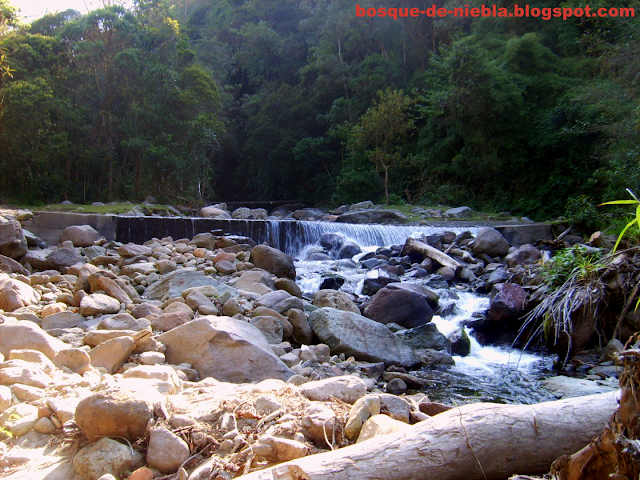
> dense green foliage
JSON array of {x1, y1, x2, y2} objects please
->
[{"x1": 0, "y1": 0, "x2": 639, "y2": 216}]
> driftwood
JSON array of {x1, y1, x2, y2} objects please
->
[
  {"x1": 551, "y1": 349, "x2": 640, "y2": 480},
  {"x1": 401, "y1": 237, "x2": 462, "y2": 271},
  {"x1": 237, "y1": 392, "x2": 619, "y2": 480}
]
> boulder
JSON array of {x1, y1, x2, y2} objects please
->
[
  {"x1": 339, "y1": 241, "x2": 362, "y2": 259},
  {"x1": 309, "y1": 308, "x2": 419, "y2": 367},
  {"x1": 301, "y1": 375, "x2": 367, "y2": 404},
  {"x1": 157, "y1": 316, "x2": 293, "y2": 383},
  {"x1": 363, "y1": 287, "x2": 434, "y2": 328},
  {"x1": 0, "y1": 321, "x2": 67, "y2": 359},
  {"x1": 75, "y1": 389, "x2": 154, "y2": 442},
  {"x1": 255, "y1": 290, "x2": 304, "y2": 314},
  {"x1": 89, "y1": 336, "x2": 135, "y2": 374},
  {"x1": 81, "y1": 293, "x2": 121, "y2": 316},
  {"x1": 443, "y1": 206, "x2": 473, "y2": 218},
  {"x1": 250, "y1": 245, "x2": 296, "y2": 279},
  {"x1": 350, "y1": 201, "x2": 375, "y2": 211},
  {"x1": 98, "y1": 313, "x2": 148, "y2": 331},
  {"x1": 506, "y1": 244, "x2": 542, "y2": 267},
  {"x1": 0, "y1": 278, "x2": 41, "y2": 311},
  {"x1": 0, "y1": 254, "x2": 28, "y2": 274},
  {"x1": 274, "y1": 277, "x2": 302, "y2": 298},
  {"x1": 200, "y1": 206, "x2": 232, "y2": 219},
  {"x1": 0, "y1": 403, "x2": 39, "y2": 437},
  {"x1": 118, "y1": 243, "x2": 152, "y2": 258},
  {"x1": 312, "y1": 289, "x2": 359, "y2": 313},
  {"x1": 396, "y1": 323, "x2": 450, "y2": 351},
  {"x1": 250, "y1": 316, "x2": 284, "y2": 344},
  {"x1": 234, "y1": 270, "x2": 275, "y2": 295},
  {"x1": 336, "y1": 209, "x2": 407, "y2": 225},
  {"x1": 42, "y1": 311, "x2": 84, "y2": 330},
  {"x1": 146, "y1": 427, "x2": 190, "y2": 473},
  {"x1": 287, "y1": 309, "x2": 314, "y2": 345},
  {"x1": 473, "y1": 228, "x2": 510, "y2": 257},
  {"x1": 302, "y1": 402, "x2": 340, "y2": 448},
  {"x1": 73, "y1": 437, "x2": 144, "y2": 480},
  {"x1": 386, "y1": 283, "x2": 439, "y2": 309},
  {"x1": 0, "y1": 360, "x2": 52, "y2": 388},
  {"x1": 356, "y1": 414, "x2": 409, "y2": 443},
  {"x1": 53, "y1": 348, "x2": 91, "y2": 374},
  {"x1": 60, "y1": 225, "x2": 100, "y2": 247},
  {"x1": 47, "y1": 247, "x2": 85, "y2": 270},
  {"x1": 487, "y1": 283, "x2": 528, "y2": 322},
  {"x1": 0, "y1": 220, "x2": 27, "y2": 259},
  {"x1": 143, "y1": 270, "x2": 237, "y2": 301}
]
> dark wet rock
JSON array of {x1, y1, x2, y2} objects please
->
[
  {"x1": 396, "y1": 323, "x2": 449, "y2": 351},
  {"x1": 488, "y1": 283, "x2": 527, "y2": 322},
  {"x1": 363, "y1": 287, "x2": 434, "y2": 329}
]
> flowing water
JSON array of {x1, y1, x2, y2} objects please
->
[{"x1": 292, "y1": 227, "x2": 556, "y2": 405}]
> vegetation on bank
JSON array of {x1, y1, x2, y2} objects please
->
[{"x1": 0, "y1": 0, "x2": 639, "y2": 221}]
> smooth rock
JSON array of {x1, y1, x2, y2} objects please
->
[
  {"x1": 301, "y1": 375, "x2": 367, "y2": 404},
  {"x1": 309, "y1": 308, "x2": 419, "y2": 367},
  {"x1": 473, "y1": 227, "x2": 510, "y2": 257},
  {"x1": 249, "y1": 245, "x2": 296, "y2": 279},
  {"x1": 157, "y1": 316, "x2": 293, "y2": 383},
  {"x1": 81, "y1": 293, "x2": 121, "y2": 316},
  {"x1": 147, "y1": 426, "x2": 190, "y2": 473},
  {"x1": 345, "y1": 395, "x2": 381, "y2": 440},
  {"x1": 53, "y1": 348, "x2": 91, "y2": 374},
  {"x1": 42, "y1": 311, "x2": 84, "y2": 330},
  {"x1": 75, "y1": 389, "x2": 154, "y2": 442},
  {"x1": 301, "y1": 402, "x2": 339, "y2": 448},
  {"x1": 60, "y1": 225, "x2": 100, "y2": 247},
  {"x1": 0, "y1": 321, "x2": 66, "y2": 359},
  {"x1": 356, "y1": 414, "x2": 409, "y2": 443},
  {"x1": 256, "y1": 290, "x2": 304, "y2": 314},
  {"x1": 89, "y1": 336, "x2": 135, "y2": 374}
]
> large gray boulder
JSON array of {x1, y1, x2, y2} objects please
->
[
  {"x1": 309, "y1": 308, "x2": 419, "y2": 367},
  {"x1": 312, "y1": 290, "x2": 359, "y2": 314},
  {"x1": 59, "y1": 225, "x2": 100, "y2": 247},
  {"x1": 363, "y1": 287, "x2": 434, "y2": 329},
  {"x1": 473, "y1": 228, "x2": 510, "y2": 257},
  {"x1": 0, "y1": 220, "x2": 27, "y2": 259},
  {"x1": 47, "y1": 247, "x2": 85, "y2": 270},
  {"x1": 336, "y1": 209, "x2": 407, "y2": 225},
  {"x1": 143, "y1": 270, "x2": 237, "y2": 301},
  {"x1": 157, "y1": 316, "x2": 294, "y2": 383},
  {"x1": 249, "y1": 245, "x2": 296, "y2": 279}
]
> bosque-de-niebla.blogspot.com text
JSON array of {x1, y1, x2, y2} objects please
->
[{"x1": 356, "y1": 4, "x2": 635, "y2": 20}]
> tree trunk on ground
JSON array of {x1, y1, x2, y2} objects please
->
[
  {"x1": 401, "y1": 237, "x2": 462, "y2": 271},
  {"x1": 551, "y1": 350, "x2": 640, "y2": 480},
  {"x1": 236, "y1": 392, "x2": 619, "y2": 480}
]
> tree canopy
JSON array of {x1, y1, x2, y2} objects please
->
[{"x1": 0, "y1": 0, "x2": 638, "y2": 218}]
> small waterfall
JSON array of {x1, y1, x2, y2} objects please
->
[
  {"x1": 281, "y1": 221, "x2": 480, "y2": 256},
  {"x1": 114, "y1": 216, "x2": 481, "y2": 256}
]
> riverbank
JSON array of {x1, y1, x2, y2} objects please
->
[{"x1": 0, "y1": 207, "x2": 628, "y2": 479}]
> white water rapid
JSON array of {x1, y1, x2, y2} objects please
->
[{"x1": 294, "y1": 228, "x2": 555, "y2": 404}]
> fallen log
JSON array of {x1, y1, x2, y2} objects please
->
[
  {"x1": 401, "y1": 237, "x2": 462, "y2": 271},
  {"x1": 236, "y1": 392, "x2": 619, "y2": 480}
]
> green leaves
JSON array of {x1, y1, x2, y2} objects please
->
[{"x1": 599, "y1": 189, "x2": 640, "y2": 253}]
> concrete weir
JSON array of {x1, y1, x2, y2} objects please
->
[{"x1": 23, "y1": 212, "x2": 553, "y2": 255}]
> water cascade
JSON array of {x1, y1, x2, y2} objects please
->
[{"x1": 115, "y1": 216, "x2": 479, "y2": 256}]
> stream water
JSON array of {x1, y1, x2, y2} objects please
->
[{"x1": 291, "y1": 225, "x2": 556, "y2": 405}]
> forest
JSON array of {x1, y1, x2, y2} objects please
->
[{"x1": 0, "y1": 0, "x2": 639, "y2": 220}]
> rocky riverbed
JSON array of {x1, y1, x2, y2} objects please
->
[{"x1": 0, "y1": 206, "x2": 622, "y2": 480}]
